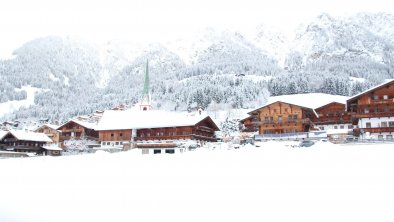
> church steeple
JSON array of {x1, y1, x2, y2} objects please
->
[{"x1": 140, "y1": 60, "x2": 152, "y2": 111}]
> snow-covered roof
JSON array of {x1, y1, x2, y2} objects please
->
[
  {"x1": 42, "y1": 145, "x2": 63, "y2": 151},
  {"x1": 7, "y1": 130, "x2": 52, "y2": 142},
  {"x1": 267, "y1": 93, "x2": 348, "y2": 110},
  {"x1": 347, "y1": 79, "x2": 394, "y2": 102},
  {"x1": 96, "y1": 110, "x2": 218, "y2": 131},
  {"x1": 248, "y1": 100, "x2": 319, "y2": 118},
  {"x1": 44, "y1": 123, "x2": 60, "y2": 130},
  {"x1": 58, "y1": 119, "x2": 97, "y2": 130},
  {"x1": 0, "y1": 130, "x2": 8, "y2": 140}
]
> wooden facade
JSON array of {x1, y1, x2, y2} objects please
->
[
  {"x1": 240, "y1": 116, "x2": 258, "y2": 132},
  {"x1": 0, "y1": 131, "x2": 51, "y2": 155},
  {"x1": 35, "y1": 124, "x2": 60, "y2": 144},
  {"x1": 98, "y1": 116, "x2": 220, "y2": 143},
  {"x1": 58, "y1": 120, "x2": 99, "y2": 142},
  {"x1": 312, "y1": 102, "x2": 352, "y2": 128},
  {"x1": 247, "y1": 101, "x2": 316, "y2": 135},
  {"x1": 347, "y1": 80, "x2": 394, "y2": 138}
]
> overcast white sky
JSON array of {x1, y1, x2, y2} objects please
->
[{"x1": 0, "y1": 0, "x2": 393, "y2": 58}]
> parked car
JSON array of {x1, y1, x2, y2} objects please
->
[{"x1": 299, "y1": 140, "x2": 315, "y2": 147}]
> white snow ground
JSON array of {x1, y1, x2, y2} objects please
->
[{"x1": 1, "y1": 141, "x2": 394, "y2": 222}]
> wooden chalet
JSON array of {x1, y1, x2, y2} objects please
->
[
  {"x1": 96, "y1": 110, "x2": 220, "y2": 150},
  {"x1": 346, "y1": 79, "x2": 394, "y2": 140},
  {"x1": 0, "y1": 130, "x2": 54, "y2": 155},
  {"x1": 312, "y1": 102, "x2": 353, "y2": 131},
  {"x1": 240, "y1": 116, "x2": 258, "y2": 132},
  {"x1": 245, "y1": 101, "x2": 317, "y2": 135},
  {"x1": 57, "y1": 120, "x2": 99, "y2": 146},
  {"x1": 35, "y1": 124, "x2": 60, "y2": 144}
]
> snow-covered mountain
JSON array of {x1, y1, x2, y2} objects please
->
[{"x1": 0, "y1": 12, "x2": 393, "y2": 122}]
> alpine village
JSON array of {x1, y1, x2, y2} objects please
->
[{"x1": 1, "y1": 61, "x2": 394, "y2": 157}]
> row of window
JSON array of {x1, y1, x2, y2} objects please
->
[
  {"x1": 370, "y1": 95, "x2": 390, "y2": 100},
  {"x1": 365, "y1": 121, "x2": 394, "y2": 128},
  {"x1": 101, "y1": 141, "x2": 124, "y2": 146},
  {"x1": 364, "y1": 106, "x2": 391, "y2": 114},
  {"x1": 378, "y1": 135, "x2": 393, "y2": 140},
  {"x1": 139, "y1": 131, "x2": 191, "y2": 137},
  {"x1": 319, "y1": 125, "x2": 354, "y2": 130},
  {"x1": 264, "y1": 115, "x2": 298, "y2": 122},
  {"x1": 263, "y1": 129, "x2": 300, "y2": 134}
]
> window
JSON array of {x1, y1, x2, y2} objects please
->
[
  {"x1": 383, "y1": 95, "x2": 389, "y2": 100},
  {"x1": 115, "y1": 142, "x2": 119, "y2": 145},
  {"x1": 348, "y1": 125, "x2": 354, "y2": 129},
  {"x1": 270, "y1": 117, "x2": 274, "y2": 122},
  {"x1": 366, "y1": 122, "x2": 371, "y2": 128},
  {"x1": 119, "y1": 133, "x2": 123, "y2": 137},
  {"x1": 111, "y1": 133, "x2": 114, "y2": 137},
  {"x1": 278, "y1": 116, "x2": 283, "y2": 123},
  {"x1": 389, "y1": 122, "x2": 394, "y2": 127},
  {"x1": 142, "y1": 149, "x2": 149, "y2": 155},
  {"x1": 364, "y1": 108, "x2": 369, "y2": 114},
  {"x1": 334, "y1": 126, "x2": 338, "y2": 129},
  {"x1": 154, "y1": 149, "x2": 161, "y2": 154},
  {"x1": 293, "y1": 115, "x2": 298, "y2": 120},
  {"x1": 381, "y1": 122, "x2": 388, "y2": 127},
  {"x1": 165, "y1": 149, "x2": 175, "y2": 154},
  {"x1": 264, "y1": 117, "x2": 269, "y2": 122},
  {"x1": 340, "y1": 125, "x2": 344, "y2": 129},
  {"x1": 387, "y1": 135, "x2": 393, "y2": 140},
  {"x1": 319, "y1": 126, "x2": 324, "y2": 130},
  {"x1": 373, "y1": 95, "x2": 379, "y2": 100},
  {"x1": 156, "y1": 132, "x2": 160, "y2": 136},
  {"x1": 378, "y1": 135, "x2": 384, "y2": 140}
]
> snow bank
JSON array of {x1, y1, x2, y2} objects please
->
[{"x1": 0, "y1": 142, "x2": 393, "y2": 222}]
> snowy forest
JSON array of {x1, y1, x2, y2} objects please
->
[{"x1": 0, "y1": 12, "x2": 394, "y2": 122}]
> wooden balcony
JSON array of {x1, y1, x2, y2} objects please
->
[
  {"x1": 361, "y1": 99, "x2": 394, "y2": 105},
  {"x1": 352, "y1": 112, "x2": 394, "y2": 118},
  {"x1": 253, "y1": 118, "x2": 312, "y2": 126},
  {"x1": 354, "y1": 127, "x2": 394, "y2": 134},
  {"x1": 135, "y1": 135, "x2": 192, "y2": 141}
]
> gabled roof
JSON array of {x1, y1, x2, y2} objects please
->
[
  {"x1": 267, "y1": 93, "x2": 348, "y2": 110},
  {"x1": 347, "y1": 79, "x2": 394, "y2": 103},
  {"x1": 57, "y1": 119, "x2": 97, "y2": 130},
  {"x1": 2, "y1": 130, "x2": 52, "y2": 142},
  {"x1": 346, "y1": 79, "x2": 394, "y2": 111},
  {"x1": 35, "y1": 124, "x2": 60, "y2": 131},
  {"x1": 314, "y1": 101, "x2": 346, "y2": 111},
  {"x1": 96, "y1": 110, "x2": 219, "y2": 131},
  {"x1": 248, "y1": 101, "x2": 319, "y2": 118}
]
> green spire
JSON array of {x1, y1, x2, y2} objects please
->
[{"x1": 143, "y1": 60, "x2": 150, "y2": 97}]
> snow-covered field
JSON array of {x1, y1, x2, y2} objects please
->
[{"x1": 1, "y1": 141, "x2": 394, "y2": 222}]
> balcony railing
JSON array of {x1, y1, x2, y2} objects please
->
[
  {"x1": 354, "y1": 127, "x2": 394, "y2": 134},
  {"x1": 253, "y1": 118, "x2": 311, "y2": 125},
  {"x1": 352, "y1": 112, "x2": 394, "y2": 118}
]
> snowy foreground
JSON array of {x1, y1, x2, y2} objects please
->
[{"x1": 1, "y1": 141, "x2": 394, "y2": 222}]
